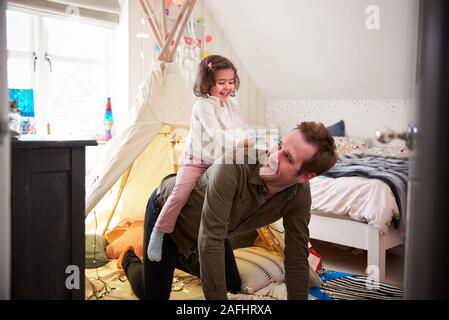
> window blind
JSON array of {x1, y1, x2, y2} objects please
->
[{"x1": 7, "y1": 0, "x2": 121, "y2": 26}]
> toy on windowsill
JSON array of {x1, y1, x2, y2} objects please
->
[
  {"x1": 8, "y1": 99, "x2": 22, "y2": 140},
  {"x1": 8, "y1": 88, "x2": 36, "y2": 135}
]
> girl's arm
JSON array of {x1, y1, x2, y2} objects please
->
[{"x1": 195, "y1": 101, "x2": 241, "y2": 147}]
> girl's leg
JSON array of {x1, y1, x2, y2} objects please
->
[
  {"x1": 155, "y1": 156, "x2": 210, "y2": 233},
  {"x1": 148, "y1": 157, "x2": 209, "y2": 261}
]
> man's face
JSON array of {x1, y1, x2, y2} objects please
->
[{"x1": 260, "y1": 130, "x2": 317, "y2": 185}]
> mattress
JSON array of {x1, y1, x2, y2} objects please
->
[{"x1": 310, "y1": 176, "x2": 400, "y2": 233}]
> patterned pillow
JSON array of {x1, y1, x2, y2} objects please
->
[
  {"x1": 362, "y1": 146, "x2": 409, "y2": 158},
  {"x1": 333, "y1": 136, "x2": 369, "y2": 157},
  {"x1": 255, "y1": 221, "x2": 323, "y2": 288},
  {"x1": 234, "y1": 247, "x2": 285, "y2": 293}
]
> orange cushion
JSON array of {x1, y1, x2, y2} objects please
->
[{"x1": 105, "y1": 221, "x2": 144, "y2": 260}]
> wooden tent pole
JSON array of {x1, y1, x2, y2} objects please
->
[
  {"x1": 101, "y1": 165, "x2": 133, "y2": 236},
  {"x1": 157, "y1": 0, "x2": 189, "y2": 61},
  {"x1": 144, "y1": 0, "x2": 164, "y2": 47},
  {"x1": 168, "y1": 0, "x2": 196, "y2": 62},
  {"x1": 139, "y1": 0, "x2": 163, "y2": 48},
  {"x1": 161, "y1": 0, "x2": 167, "y2": 42},
  {"x1": 160, "y1": 0, "x2": 168, "y2": 61}
]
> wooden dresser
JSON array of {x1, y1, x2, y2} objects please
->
[{"x1": 11, "y1": 138, "x2": 96, "y2": 299}]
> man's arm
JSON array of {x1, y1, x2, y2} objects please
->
[
  {"x1": 283, "y1": 192, "x2": 312, "y2": 300},
  {"x1": 198, "y1": 163, "x2": 239, "y2": 300}
]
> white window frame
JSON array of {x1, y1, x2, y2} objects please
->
[{"x1": 6, "y1": 7, "x2": 115, "y2": 137}]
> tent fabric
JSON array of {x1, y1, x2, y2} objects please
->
[
  {"x1": 85, "y1": 60, "x2": 194, "y2": 223},
  {"x1": 85, "y1": 131, "x2": 186, "y2": 234}
]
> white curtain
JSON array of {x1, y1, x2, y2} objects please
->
[{"x1": 7, "y1": 0, "x2": 121, "y2": 25}]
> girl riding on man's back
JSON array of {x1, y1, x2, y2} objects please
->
[{"x1": 148, "y1": 55, "x2": 252, "y2": 261}]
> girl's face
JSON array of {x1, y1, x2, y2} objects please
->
[{"x1": 210, "y1": 68, "x2": 235, "y2": 104}]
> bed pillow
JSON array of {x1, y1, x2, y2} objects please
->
[
  {"x1": 85, "y1": 234, "x2": 109, "y2": 269},
  {"x1": 105, "y1": 220, "x2": 144, "y2": 260},
  {"x1": 362, "y1": 146, "x2": 409, "y2": 158},
  {"x1": 234, "y1": 247, "x2": 285, "y2": 293},
  {"x1": 333, "y1": 136, "x2": 369, "y2": 157},
  {"x1": 327, "y1": 120, "x2": 346, "y2": 137},
  {"x1": 236, "y1": 239, "x2": 323, "y2": 293}
]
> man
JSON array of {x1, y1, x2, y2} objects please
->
[{"x1": 121, "y1": 122, "x2": 337, "y2": 300}]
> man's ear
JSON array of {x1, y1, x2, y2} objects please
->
[{"x1": 297, "y1": 172, "x2": 316, "y2": 184}]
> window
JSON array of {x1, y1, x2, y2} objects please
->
[{"x1": 6, "y1": 9, "x2": 115, "y2": 137}]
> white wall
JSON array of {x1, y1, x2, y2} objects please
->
[
  {"x1": 113, "y1": 0, "x2": 265, "y2": 127},
  {"x1": 0, "y1": 0, "x2": 11, "y2": 300},
  {"x1": 127, "y1": 0, "x2": 154, "y2": 113},
  {"x1": 112, "y1": 0, "x2": 154, "y2": 134},
  {"x1": 266, "y1": 99, "x2": 414, "y2": 146},
  {"x1": 204, "y1": 0, "x2": 420, "y2": 142},
  {"x1": 194, "y1": 0, "x2": 266, "y2": 126},
  {"x1": 86, "y1": 0, "x2": 155, "y2": 176},
  {"x1": 204, "y1": 0, "x2": 419, "y2": 100},
  {"x1": 102, "y1": 0, "x2": 420, "y2": 161},
  {"x1": 114, "y1": 0, "x2": 265, "y2": 128}
]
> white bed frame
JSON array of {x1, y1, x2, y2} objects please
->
[{"x1": 309, "y1": 214, "x2": 405, "y2": 282}]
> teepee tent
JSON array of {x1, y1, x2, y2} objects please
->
[{"x1": 85, "y1": 0, "x2": 199, "y2": 234}]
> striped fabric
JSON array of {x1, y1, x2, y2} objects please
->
[{"x1": 320, "y1": 275, "x2": 403, "y2": 300}]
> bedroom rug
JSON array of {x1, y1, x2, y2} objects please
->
[{"x1": 309, "y1": 271, "x2": 403, "y2": 300}]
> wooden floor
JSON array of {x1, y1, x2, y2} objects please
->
[{"x1": 311, "y1": 239, "x2": 405, "y2": 288}]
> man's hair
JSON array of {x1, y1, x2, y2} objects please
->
[
  {"x1": 193, "y1": 55, "x2": 240, "y2": 98},
  {"x1": 295, "y1": 122, "x2": 337, "y2": 176}
]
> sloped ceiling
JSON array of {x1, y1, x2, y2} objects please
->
[{"x1": 203, "y1": 0, "x2": 419, "y2": 101}]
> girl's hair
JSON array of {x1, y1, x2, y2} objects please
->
[{"x1": 193, "y1": 55, "x2": 240, "y2": 98}]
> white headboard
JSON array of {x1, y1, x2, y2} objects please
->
[{"x1": 266, "y1": 99, "x2": 415, "y2": 146}]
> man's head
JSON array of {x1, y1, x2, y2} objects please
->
[{"x1": 260, "y1": 122, "x2": 337, "y2": 188}]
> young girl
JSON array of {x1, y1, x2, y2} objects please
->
[{"x1": 148, "y1": 55, "x2": 252, "y2": 261}]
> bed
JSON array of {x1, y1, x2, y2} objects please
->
[{"x1": 307, "y1": 142, "x2": 410, "y2": 282}]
